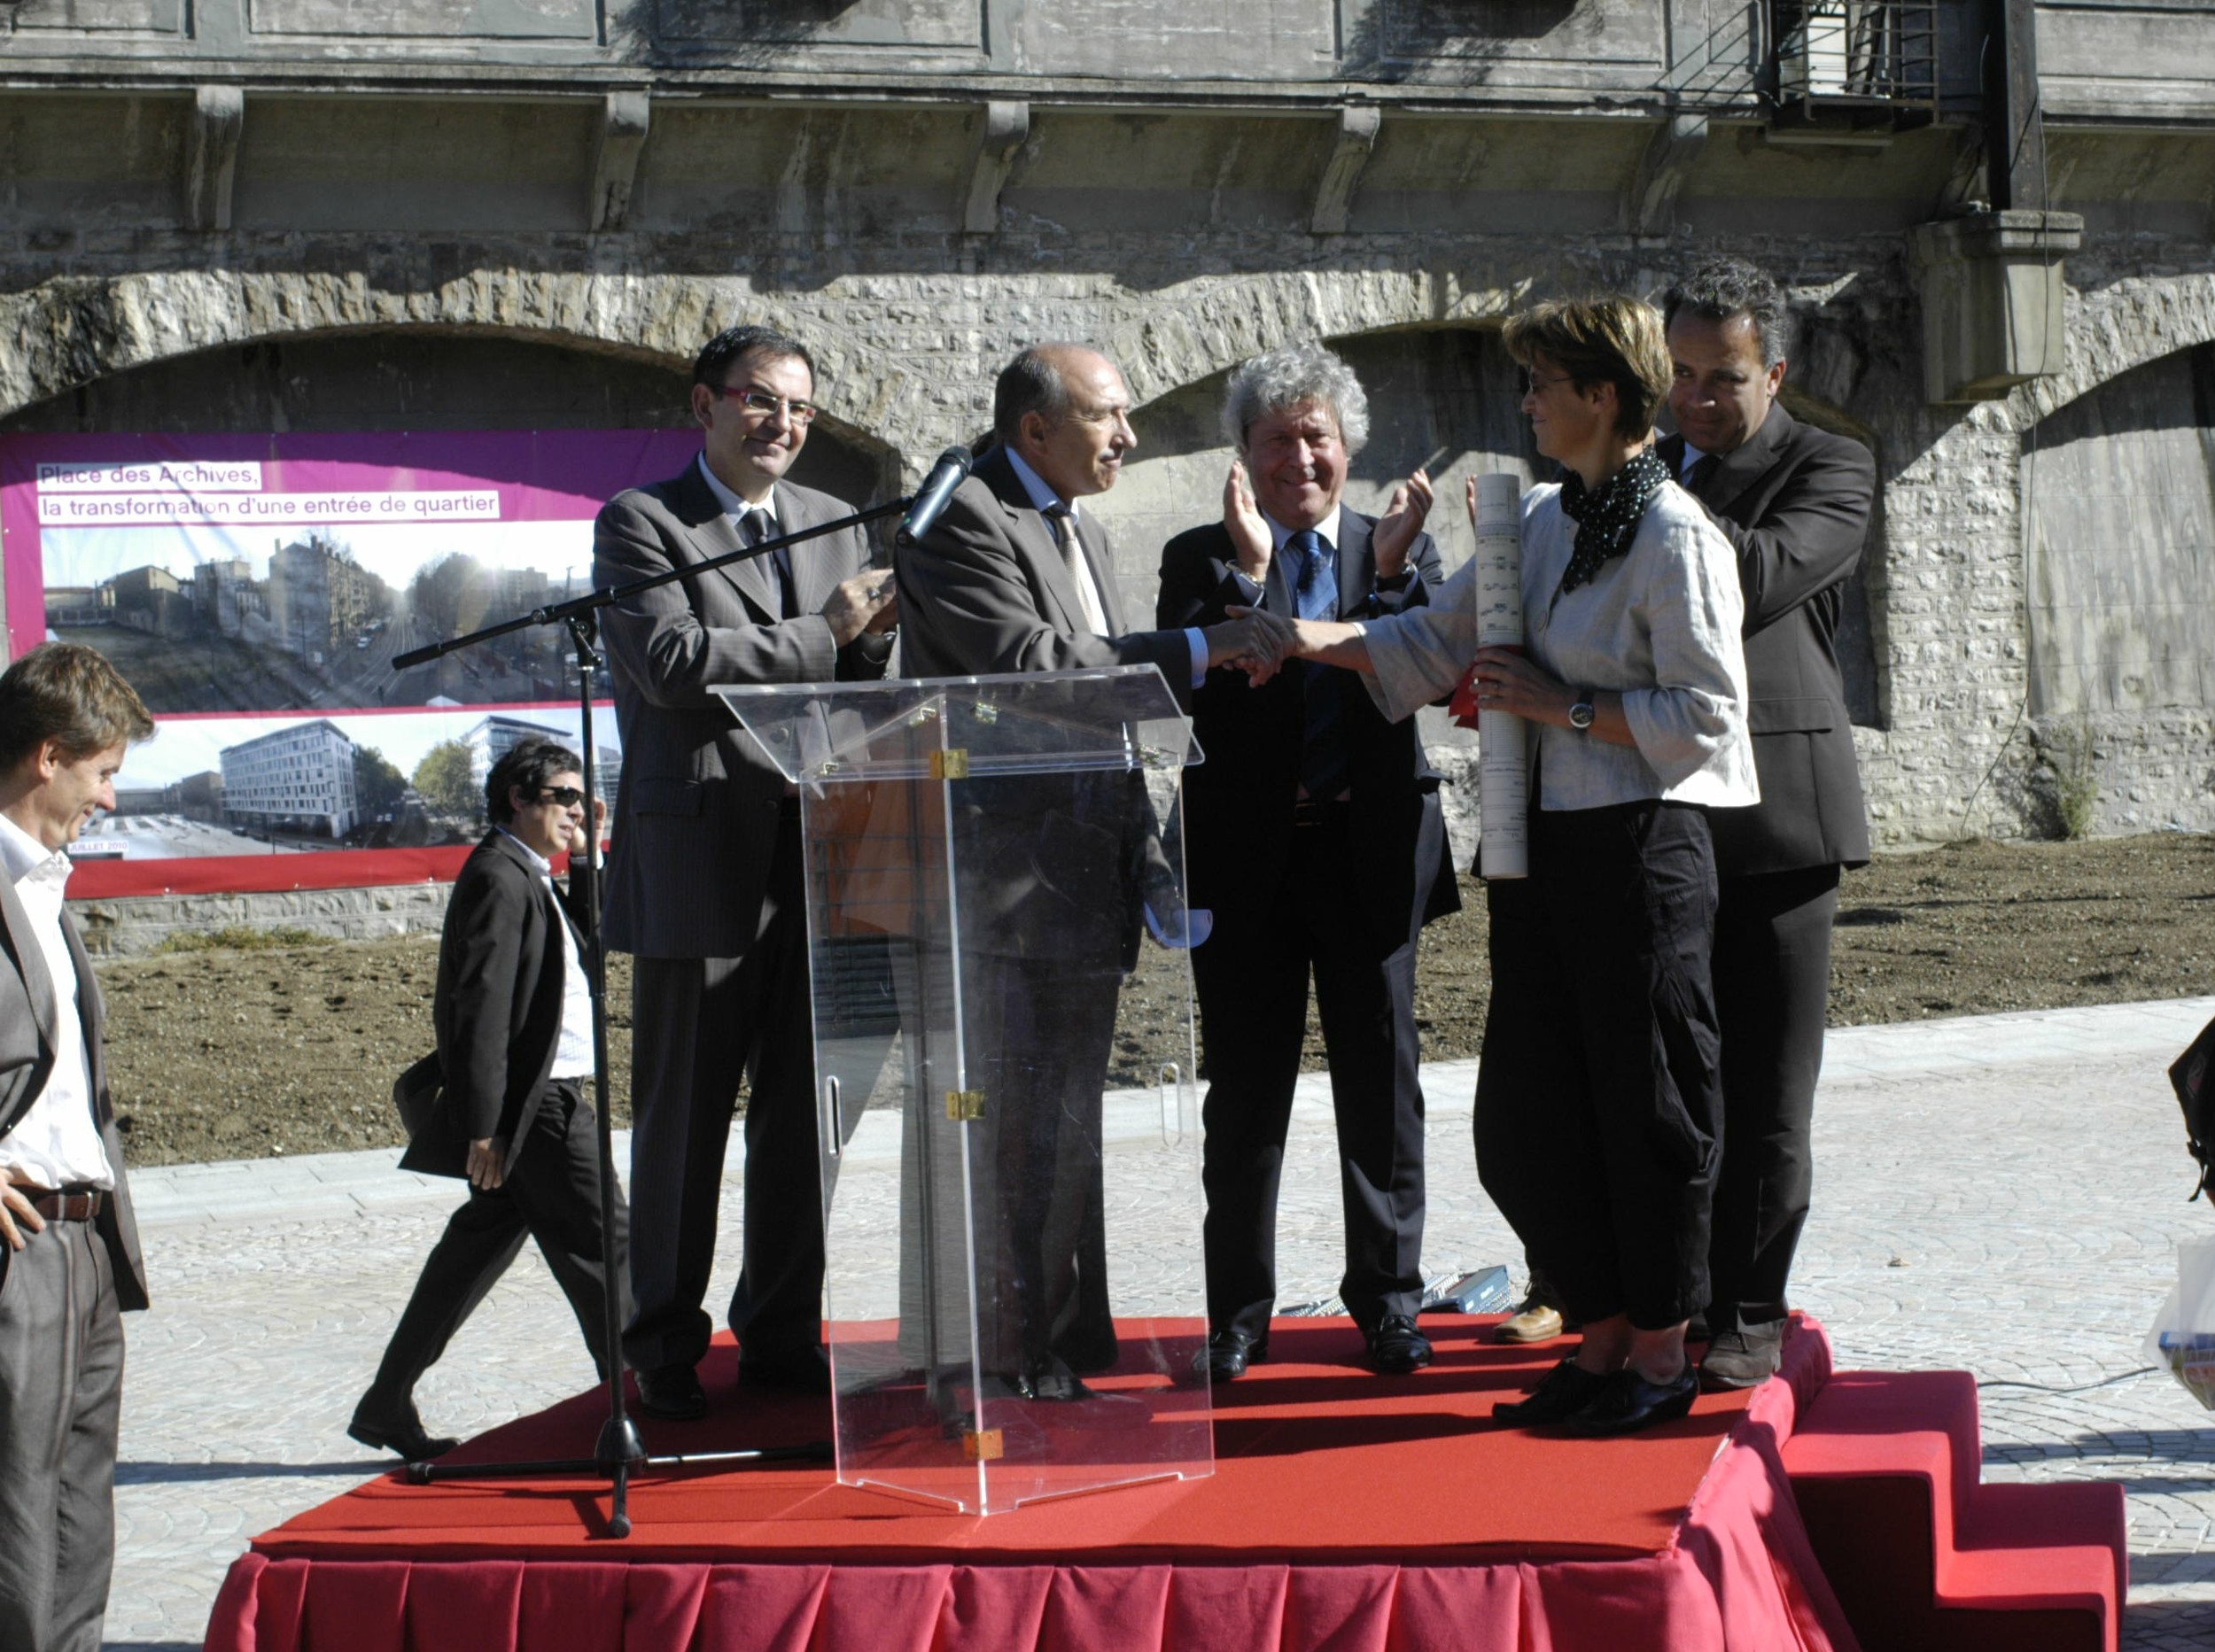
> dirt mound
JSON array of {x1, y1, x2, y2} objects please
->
[{"x1": 97, "y1": 833, "x2": 2215, "y2": 1167}]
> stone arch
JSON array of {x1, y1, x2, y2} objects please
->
[
  {"x1": 0, "y1": 268, "x2": 929, "y2": 476},
  {"x1": 2007, "y1": 272, "x2": 2215, "y2": 431}
]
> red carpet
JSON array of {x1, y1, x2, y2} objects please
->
[{"x1": 206, "y1": 1314, "x2": 1861, "y2": 1650}]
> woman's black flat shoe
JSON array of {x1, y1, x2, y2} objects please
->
[
  {"x1": 1494, "y1": 1356, "x2": 1610, "y2": 1427},
  {"x1": 1563, "y1": 1365, "x2": 1698, "y2": 1436}
]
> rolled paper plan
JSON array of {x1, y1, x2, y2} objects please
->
[{"x1": 1473, "y1": 472, "x2": 1529, "y2": 880}]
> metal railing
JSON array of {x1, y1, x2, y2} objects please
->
[{"x1": 1770, "y1": 1, "x2": 1939, "y2": 121}]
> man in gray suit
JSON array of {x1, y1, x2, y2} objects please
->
[
  {"x1": 0, "y1": 642, "x2": 154, "y2": 1652},
  {"x1": 897, "y1": 344, "x2": 1287, "y2": 1403},
  {"x1": 596, "y1": 322, "x2": 897, "y2": 1420}
]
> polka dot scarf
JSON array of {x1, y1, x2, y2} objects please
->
[{"x1": 1555, "y1": 445, "x2": 1670, "y2": 596}]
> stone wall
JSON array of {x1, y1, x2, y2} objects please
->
[
  {"x1": 70, "y1": 880, "x2": 451, "y2": 958},
  {"x1": 6, "y1": 2, "x2": 2215, "y2": 858}
]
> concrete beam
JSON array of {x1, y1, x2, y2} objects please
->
[
  {"x1": 588, "y1": 91, "x2": 651, "y2": 233},
  {"x1": 961, "y1": 99, "x2": 1030, "y2": 236},
  {"x1": 1908, "y1": 209, "x2": 2084, "y2": 402},
  {"x1": 1624, "y1": 112, "x2": 1706, "y2": 237},
  {"x1": 182, "y1": 85, "x2": 245, "y2": 233},
  {"x1": 1310, "y1": 104, "x2": 1380, "y2": 236}
]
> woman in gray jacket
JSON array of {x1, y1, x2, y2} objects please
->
[{"x1": 1269, "y1": 295, "x2": 1756, "y2": 1434}]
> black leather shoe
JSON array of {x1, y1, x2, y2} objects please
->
[
  {"x1": 347, "y1": 1400, "x2": 459, "y2": 1462},
  {"x1": 1564, "y1": 1365, "x2": 1698, "y2": 1436},
  {"x1": 1698, "y1": 1322, "x2": 1784, "y2": 1392},
  {"x1": 1191, "y1": 1328, "x2": 1270, "y2": 1384},
  {"x1": 1364, "y1": 1314, "x2": 1433, "y2": 1375},
  {"x1": 635, "y1": 1361, "x2": 709, "y2": 1420},
  {"x1": 738, "y1": 1345, "x2": 833, "y2": 1396},
  {"x1": 1492, "y1": 1357, "x2": 1609, "y2": 1427}
]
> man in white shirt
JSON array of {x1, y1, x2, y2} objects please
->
[
  {"x1": 348, "y1": 739, "x2": 630, "y2": 1460},
  {"x1": 0, "y1": 641, "x2": 154, "y2": 1652}
]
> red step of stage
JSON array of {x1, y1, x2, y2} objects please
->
[{"x1": 1781, "y1": 1367, "x2": 2126, "y2": 1652}]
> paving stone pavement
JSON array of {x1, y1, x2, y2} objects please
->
[{"x1": 104, "y1": 995, "x2": 2215, "y2": 1650}]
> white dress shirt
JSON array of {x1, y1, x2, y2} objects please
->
[
  {"x1": 0, "y1": 812, "x2": 113, "y2": 1191},
  {"x1": 496, "y1": 829, "x2": 595, "y2": 1082},
  {"x1": 1004, "y1": 448, "x2": 1209, "y2": 687},
  {"x1": 1362, "y1": 482, "x2": 1759, "y2": 811}
]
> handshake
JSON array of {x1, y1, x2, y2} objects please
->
[{"x1": 1201, "y1": 607, "x2": 1303, "y2": 685}]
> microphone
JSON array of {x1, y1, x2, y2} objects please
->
[{"x1": 898, "y1": 446, "x2": 975, "y2": 543}]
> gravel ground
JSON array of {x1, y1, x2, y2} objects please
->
[{"x1": 97, "y1": 831, "x2": 2215, "y2": 1167}]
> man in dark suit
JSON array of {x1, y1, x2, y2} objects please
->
[
  {"x1": 896, "y1": 344, "x2": 1289, "y2": 1404},
  {"x1": 0, "y1": 642, "x2": 153, "y2": 1652},
  {"x1": 1158, "y1": 341, "x2": 1460, "y2": 1380},
  {"x1": 1659, "y1": 258, "x2": 1877, "y2": 1389},
  {"x1": 349, "y1": 740, "x2": 629, "y2": 1460},
  {"x1": 596, "y1": 323, "x2": 898, "y2": 1419}
]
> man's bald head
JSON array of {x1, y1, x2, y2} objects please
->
[{"x1": 993, "y1": 344, "x2": 1138, "y2": 500}]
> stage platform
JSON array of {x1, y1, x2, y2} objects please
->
[{"x1": 202, "y1": 1314, "x2": 2119, "y2": 1651}]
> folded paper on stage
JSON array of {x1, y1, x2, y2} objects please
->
[{"x1": 717, "y1": 667, "x2": 1213, "y2": 1514}]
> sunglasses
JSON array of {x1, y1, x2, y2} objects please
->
[{"x1": 534, "y1": 786, "x2": 587, "y2": 807}]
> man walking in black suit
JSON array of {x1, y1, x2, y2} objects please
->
[
  {"x1": 349, "y1": 740, "x2": 629, "y2": 1460},
  {"x1": 0, "y1": 643, "x2": 153, "y2": 1652},
  {"x1": 596, "y1": 323, "x2": 898, "y2": 1420},
  {"x1": 1659, "y1": 259, "x2": 1877, "y2": 1389},
  {"x1": 1158, "y1": 341, "x2": 1460, "y2": 1381}
]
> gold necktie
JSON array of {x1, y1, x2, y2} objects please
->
[{"x1": 1049, "y1": 505, "x2": 1108, "y2": 636}]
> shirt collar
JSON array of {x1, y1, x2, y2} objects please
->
[
  {"x1": 696, "y1": 454, "x2": 778, "y2": 525},
  {"x1": 1265, "y1": 505, "x2": 1342, "y2": 556},
  {"x1": 1004, "y1": 447, "x2": 1077, "y2": 523},
  {"x1": 1679, "y1": 443, "x2": 1711, "y2": 480},
  {"x1": 0, "y1": 810, "x2": 70, "y2": 889},
  {"x1": 494, "y1": 826, "x2": 553, "y2": 879}
]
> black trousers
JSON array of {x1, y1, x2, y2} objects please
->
[
  {"x1": 369, "y1": 1078, "x2": 630, "y2": 1401},
  {"x1": 1475, "y1": 801, "x2": 1723, "y2": 1330},
  {"x1": 624, "y1": 810, "x2": 823, "y2": 1372},
  {"x1": 1193, "y1": 806, "x2": 1426, "y2": 1339},
  {"x1": 1706, "y1": 863, "x2": 1838, "y2": 1330}
]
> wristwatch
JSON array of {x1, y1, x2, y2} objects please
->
[{"x1": 1567, "y1": 689, "x2": 1597, "y2": 732}]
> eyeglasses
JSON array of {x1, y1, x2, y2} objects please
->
[
  {"x1": 1518, "y1": 369, "x2": 1575, "y2": 397},
  {"x1": 534, "y1": 786, "x2": 586, "y2": 807},
  {"x1": 712, "y1": 384, "x2": 819, "y2": 426}
]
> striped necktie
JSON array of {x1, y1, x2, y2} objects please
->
[{"x1": 1046, "y1": 502, "x2": 1108, "y2": 636}]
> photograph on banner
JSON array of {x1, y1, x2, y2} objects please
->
[
  {"x1": 72, "y1": 703, "x2": 624, "y2": 864},
  {"x1": 0, "y1": 429, "x2": 697, "y2": 888}
]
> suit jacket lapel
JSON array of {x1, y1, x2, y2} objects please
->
[
  {"x1": 60, "y1": 911, "x2": 103, "y2": 1110},
  {"x1": 1706, "y1": 404, "x2": 1794, "y2": 516},
  {"x1": 982, "y1": 449, "x2": 1091, "y2": 637},
  {"x1": 672, "y1": 460, "x2": 781, "y2": 621},
  {"x1": 781, "y1": 487, "x2": 840, "y2": 621},
  {"x1": 1333, "y1": 511, "x2": 1373, "y2": 616},
  {"x1": 0, "y1": 873, "x2": 61, "y2": 1070}
]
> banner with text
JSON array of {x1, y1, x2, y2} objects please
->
[{"x1": 0, "y1": 430, "x2": 702, "y2": 895}]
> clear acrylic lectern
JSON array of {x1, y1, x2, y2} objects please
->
[{"x1": 716, "y1": 666, "x2": 1213, "y2": 1514}]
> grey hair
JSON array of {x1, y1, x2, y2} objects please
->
[
  {"x1": 1221, "y1": 341, "x2": 1371, "y2": 455},
  {"x1": 1661, "y1": 257, "x2": 1794, "y2": 370}
]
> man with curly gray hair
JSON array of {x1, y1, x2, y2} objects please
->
[{"x1": 1158, "y1": 340, "x2": 1461, "y2": 1383}]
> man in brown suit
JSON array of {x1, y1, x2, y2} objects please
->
[
  {"x1": 595, "y1": 322, "x2": 897, "y2": 1419},
  {"x1": 0, "y1": 642, "x2": 154, "y2": 1652}
]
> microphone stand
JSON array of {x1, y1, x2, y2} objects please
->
[{"x1": 385, "y1": 494, "x2": 908, "y2": 1537}]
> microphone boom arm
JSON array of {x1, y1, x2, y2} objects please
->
[{"x1": 392, "y1": 495, "x2": 911, "y2": 672}]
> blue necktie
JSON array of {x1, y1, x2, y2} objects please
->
[
  {"x1": 1288, "y1": 529, "x2": 1338, "y2": 621},
  {"x1": 1286, "y1": 531, "x2": 1348, "y2": 801}
]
